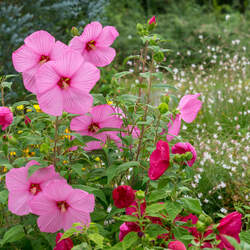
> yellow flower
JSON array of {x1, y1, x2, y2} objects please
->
[
  {"x1": 18, "y1": 130, "x2": 23, "y2": 134},
  {"x1": 3, "y1": 167, "x2": 8, "y2": 173},
  {"x1": 63, "y1": 160, "x2": 68, "y2": 164},
  {"x1": 82, "y1": 167, "x2": 86, "y2": 171},
  {"x1": 16, "y1": 105, "x2": 24, "y2": 110},
  {"x1": 95, "y1": 157, "x2": 101, "y2": 162},
  {"x1": 10, "y1": 152, "x2": 16, "y2": 156},
  {"x1": 107, "y1": 101, "x2": 113, "y2": 105},
  {"x1": 26, "y1": 109, "x2": 32, "y2": 112},
  {"x1": 65, "y1": 128, "x2": 70, "y2": 134},
  {"x1": 33, "y1": 104, "x2": 41, "y2": 112}
]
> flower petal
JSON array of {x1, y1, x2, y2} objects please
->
[
  {"x1": 69, "y1": 36, "x2": 86, "y2": 54},
  {"x1": 87, "y1": 47, "x2": 116, "y2": 67},
  {"x1": 24, "y1": 30, "x2": 55, "y2": 56},
  {"x1": 29, "y1": 165, "x2": 57, "y2": 184},
  {"x1": 50, "y1": 41, "x2": 71, "y2": 61},
  {"x1": 70, "y1": 115, "x2": 92, "y2": 133},
  {"x1": 167, "y1": 115, "x2": 181, "y2": 141},
  {"x1": 67, "y1": 189, "x2": 95, "y2": 212},
  {"x1": 81, "y1": 21, "x2": 103, "y2": 41},
  {"x1": 179, "y1": 94, "x2": 202, "y2": 123},
  {"x1": 96, "y1": 26, "x2": 119, "y2": 47},
  {"x1": 12, "y1": 45, "x2": 40, "y2": 72},
  {"x1": 71, "y1": 62, "x2": 100, "y2": 92},
  {"x1": 22, "y1": 63, "x2": 40, "y2": 94},
  {"x1": 8, "y1": 191, "x2": 32, "y2": 215},
  {"x1": 36, "y1": 61, "x2": 60, "y2": 94},
  {"x1": 62, "y1": 88, "x2": 93, "y2": 115},
  {"x1": 37, "y1": 86, "x2": 63, "y2": 116}
]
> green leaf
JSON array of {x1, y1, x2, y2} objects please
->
[
  {"x1": 180, "y1": 197, "x2": 202, "y2": 215},
  {"x1": 147, "y1": 189, "x2": 171, "y2": 202},
  {"x1": 145, "y1": 224, "x2": 169, "y2": 237},
  {"x1": 165, "y1": 201, "x2": 182, "y2": 222},
  {"x1": 240, "y1": 231, "x2": 250, "y2": 244},
  {"x1": 123, "y1": 55, "x2": 140, "y2": 66},
  {"x1": 1, "y1": 225, "x2": 25, "y2": 245},
  {"x1": 73, "y1": 185, "x2": 107, "y2": 206},
  {"x1": 119, "y1": 94, "x2": 138, "y2": 102},
  {"x1": 96, "y1": 127, "x2": 126, "y2": 134},
  {"x1": 152, "y1": 83, "x2": 177, "y2": 90},
  {"x1": 71, "y1": 134, "x2": 100, "y2": 145},
  {"x1": 114, "y1": 215, "x2": 139, "y2": 222},
  {"x1": 159, "y1": 65, "x2": 173, "y2": 73},
  {"x1": 89, "y1": 233, "x2": 104, "y2": 248},
  {"x1": 145, "y1": 203, "x2": 166, "y2": 216},
  {"x1": 59, "y1": 227, "x2": 79, "y2": 242},
  {"x1": 0, "y1": 190, "x2": 8, "y2": 204},
  {"x1": 106, "y1": 161, "x2": 139, "y2": 183},
  {"x1": 71, "y1": 164, "x2": 84, "y2": 176},
  {"x1": 1, "y1": 81, "x2": 13, "y2": 89},
  {"x1": 28, "y1": 162, "x2": 48, "y2": 177},
  {"x1": 72, "y1": 242, "x2": 88, "y2": 250},
  {"x1": 113, "y1": 71, "x2": 132, "y2": 79},
  {"x1": 224, "y1": 236, "x2": 241, "y2": 250},
  {"x1": 122, "y1": 232, "x2": 138, "y2": 250}
]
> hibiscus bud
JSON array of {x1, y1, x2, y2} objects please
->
[
  {"x1": 148, "y1": 16, "x2": 156, "y2": 31},
  {"x1": 158, "y1": 103, "x2": 168, "y2": 114},
  {"x1": 135, "y1": 190, "x2": 145, "y2": 200},
  {"x1": 161, "y1": 95, "x2": 170, "y2": 104},
  {"x1": 24, "y1": 115, "x2": 31, "y2": 126},
  {"x1": 153, "y1": 51, "x2": 164, "y2": 62},
  {"x1": 71, "y1": 26, "x2": 79, "y2": 36},
  {"x1": 196, "y1": 220, "x2": 206, "y2": 232},
  {"x1": 173, "y1": 154, "x2": 183, "y2": 163},
  {"x1": 199, "y1": 213, "x2": 213, "y2": 226},
  {"x1": 148, "y1": 16, "x2": 156, "y2": 25},
  {"x1": 136, "y1": 23, "x2": 144, "y2": 35},
  {"x1": 112, "y1": 185, "x2": 135, "y2": 209}
]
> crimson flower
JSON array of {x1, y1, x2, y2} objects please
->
[
  {"x1": 148, "y1": 140, "x2": 170, "y2": 180},
  {"x1": 113, "y1": 185, "x2": 135, "y2": 209},
  {"x1": 54, "y1": 233, "x2": 73, "y2": 250},
  {"x1": 0, "y1": 107, "x2": 13, "y2": 130},
  {"x1": 168, "y1": 241, "x2": 186, "y2": 250}
]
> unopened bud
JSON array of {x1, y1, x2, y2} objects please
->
[
  {"x1": 153, "y1": 51, "x2": 164, "y2": 62},
  {"x1": 184, "y1": 152, "x2": 193, "y2": 161},
  {"x1": 161, "y1": 95, "x2": 170, "y2": 104},
  {"x1": 136, "y1": 190, "x2": 145, "y2": 200},
  {"x1": 71, "y1": 26, "x2": 79, "y2": 36},
  {"x1": 158, "y1": 103, "x2": 168, "y2": 114},
  {"x1": 196, "y1": 220, "x2": 206, "y2": 232}
]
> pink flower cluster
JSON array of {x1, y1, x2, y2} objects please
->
[
  {"x1": 12, "y1": 22, "x2": 119, "y2": 116},
  {"x1": 6, "y1": 160, "x2": 95, "y2": 233}
]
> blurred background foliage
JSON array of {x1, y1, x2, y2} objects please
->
[{"x1": 0, "y1": 0, "x2": 249, "y2": 102}]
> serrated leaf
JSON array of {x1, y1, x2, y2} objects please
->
[
  {"x1": 72, "y1": 242, "x2": 88, "y2": 250},
  {"x1": 122, "y1": 232, "x2": 138, "y2": 250},
  {"x1": 145, "y1": 224, "x2": 169, "y2": 237},
  {"x1": 114, "y1": 215, "x2": 139, "y2": 222},
  {"x1": 89, "y1": 233, "x2": 104, "y2": 248},
  {"x1": 59, "y1": 227, "x2": 78, "y2": 242},
  {"x1": 1, "y1": 225, "x2": 25, "y2": 245},
  {"x1": 165, "y1": 201, "x2": 182, "y2": 222},
  {"x1": 145, "y1": 203, "x2": 166, "y2": 216},
  {"x1": 180, "y1": 198, "x2": 202, "y2": 215}
]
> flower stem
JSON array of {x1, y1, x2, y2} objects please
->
[{"x1": 53, "y1": 117, "x2": 59, "y2": 168}]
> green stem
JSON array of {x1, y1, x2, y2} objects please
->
[{"x1": 53, "y1": 117, "x2": 59, "y2": 168}]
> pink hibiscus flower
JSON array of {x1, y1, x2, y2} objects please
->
[
  {"x1": 12, "y1": 30, "x2": 71, "y2": 94},
  {"x1": 30, "y1": 179, "x2": 95, "y2": 233},
  {"x1": 167, "y1": 94, "x2": 202, "y2": 141},
  {"x1": 70, "y1": 104, "x2": 123, "y2": 151},
  {"x1": 172, "y1": 142, "x2": 197, "y2": 167},
  {"x1": 0, "y1": 107, "x2": 13, "y2": 130},
  {"x1": 5, "y1": 160, "x2": 61, "y2": 215},
  {"x1": 36, "y1": 49, "x2": 100, "y2": 116},
  {"x1": 69, "y1": 21, "x2": 119, "y2": 67},
  {"x1": 148, "y1": 140, "x2": 170, "y2": 180}
]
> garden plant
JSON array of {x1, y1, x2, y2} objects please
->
[{"x1": 0, "y1": 15, "x2": 249, "y2": 250}]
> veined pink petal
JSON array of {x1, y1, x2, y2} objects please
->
[
  {"x1": 71, "y1": 62, "x2": 100, "y2": 92},
  {"x1": 84, "y1": 133, "x2": 106, "y2": 151},
  {"x1": 24, "y1": 30, "x2": 55, "y2": 56},
  {"x1": 167, "y1": 115, "x2": 181, "y2": 141},
  {"x1": 178, "y1": 94, "x2": 202, "y2": 123},
  {"x1": 37, "y1": 87, "x2": 63, "y2": 116},
  {"x1": 22, "y1": 63, "x2": 41, "y2": 94},
  {"x1": 54, "y1": 50, "x2": 84, "y2": 78},
  {"x1": 8, "y1": 191, "x2": 32, "y2": 215},
  {"x1": 70, "y1": 115, "x2": 92, "y2": 133},
  {"x1": 5, "y1": 166, "x2": 29, "y2": 192},
  {"x1": 81, "y1": 21, "x2": 102, "y2": 41},
  {"x1": 36, "y1": 61, "x2": 60, "y2": 94},
  {"x1": 29, "y1": 165, "x2": 57, "y2": 183},
  {"x1": 69, "y1": 36, "x2": 86, "y2": 54},
  {"x1": 30, "y1": 193, "x2": 58, "y2": 215},
  {"x1": 12, "y1": 45, "x2": 40, "y2": 72},
  {"x1": 37, "y1": 211, "x2": 64, "y2": 233},
  {"x1": 96, "y1": 26, "x2": 119, "y2": 47},
  {"x1": 67, "y1": 189, "x2": 95, "y2": 212},
  {"x1": 44, "y1": 180, "x2": 73, "y2": 201},
  {"x1": 87, "y1": 47, "x2": 116, "y2": 67},
  {"x1": 62, "y1": 88, "x2": 93, "y2": 115},
  {"x1": 63, "y1": 207, "x2": 91, "y2": 231},
  {"x1": 50, "y1": 41, "x2": 71, "y2": 61},
  {"x1": 92, "y1": 104, "x2": 117, "y2": 123}
]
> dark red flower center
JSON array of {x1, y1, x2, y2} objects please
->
[
  {"x1": 86, "y1": 40, "x2": 96, "y2": 51},
  {"x1": 88, "y1": 122, "x2": 100, "y2": 133},
  {"x1": 39, "y1": 55, "x2": 50, "y2": 64},
  {"x1": 56, "y1": 201, "x2": 69, "y2": 213},
  {"x1": 57, "y1": 77, "x2": 71, "y2": 89},
  {"x1": 29, "y1": 183, "x2": 41, "y2": 195}
]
